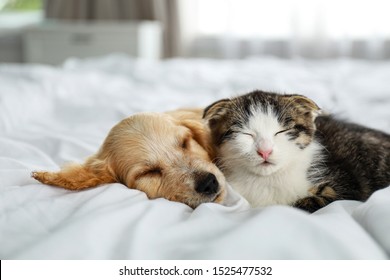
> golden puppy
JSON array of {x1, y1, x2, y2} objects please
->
[{"x1": 32, "y1": 109, "x2": 226, "y2": 208}]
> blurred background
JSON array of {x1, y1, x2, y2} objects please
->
[{"x1": 1, "y1": 0, "x2": 390, "y2": 64}]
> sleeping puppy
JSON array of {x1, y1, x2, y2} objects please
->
[{"x1": 32, "y1": 109, "x2": 226, "y2": 208}]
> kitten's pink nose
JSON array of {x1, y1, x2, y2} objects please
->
[{"x1": 257, "y1": 149, "x2": 272, "y2": 160}]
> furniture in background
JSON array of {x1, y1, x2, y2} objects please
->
[
  {"x1": 0, "y1": 11, "x2": 42, "y2": 63},
  {"x1": 23, "y1": 21, "x2": 162, "y2": 65},
  {"x1": 0, "y1": 29, "x2": 22, "y2": 62}
]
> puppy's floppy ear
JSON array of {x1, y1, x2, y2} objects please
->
[
  {"x1": 180, "y1": 118, "x2": 215, "y2": 158},
  {"x1": 32, "y1": 155, "x2": 116, "y2": 190}
]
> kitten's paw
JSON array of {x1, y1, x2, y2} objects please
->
[{"x1": 293, "y1": 195, "x2": 332, "y2": 213}]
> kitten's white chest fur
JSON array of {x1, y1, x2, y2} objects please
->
[{"x1": 219, "y1": 107, "x2": 322, "y2": 207}]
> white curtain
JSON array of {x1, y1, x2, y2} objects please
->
[{"x1": 181, "y1": 0, "x2": 390, "y2": 59}]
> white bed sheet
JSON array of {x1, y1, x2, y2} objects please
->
[{"x1": 0, "y1": 55, "x2": 389, "y2": 259}]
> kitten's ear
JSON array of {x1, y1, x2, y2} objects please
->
[
  {"x1": 203, "y1": 98, "x2": 231, "y2": 128},
  {"x1": 203, "y1": 98, "x2": 234, "y2": 146},
  {"x1": 289, "y1": 94, "x2": 322, "y2": 117}
]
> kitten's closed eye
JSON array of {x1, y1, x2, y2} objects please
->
[
  {"x1": 242, "y1": 132, "x2": 255, "y2": 138},
  {"x1": 275, "y1": 128, "x2": 292, "y2": 136},
  {"x1": 243, "y1": 130, "x2": 292, "y2": 137}
]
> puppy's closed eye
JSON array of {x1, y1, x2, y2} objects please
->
[{"x1": 141, "y1": 168, "x2": 163, "y2": 177}]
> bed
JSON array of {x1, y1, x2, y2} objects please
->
[{"x1": 1, "y1": 55, "x2": 389, "y2": 259}]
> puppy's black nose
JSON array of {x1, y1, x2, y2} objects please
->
[{"x1": 195, "y1": 173, "x2": 219, "y2": 195}]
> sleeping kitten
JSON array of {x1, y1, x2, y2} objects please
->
[{"x1": 203, "y1": 90, "x2": 390, "y2": 212}]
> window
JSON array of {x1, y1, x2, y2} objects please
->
[
  {"x1": 193, "y1": 0, "x2": 390, "y2": 39},
  {"x1": 186, "y1": 0, "x2": 390, "y2": 59},
  {"x1": 0, "y1": 0, "x2": 43, "y2": 29},
  {"x1": 1, "y1": 0, "x2": 42, "y2": 11}
]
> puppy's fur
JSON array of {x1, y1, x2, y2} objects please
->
[{"x1": 32, "y1": 109, "x2": 226, "y2": 208}]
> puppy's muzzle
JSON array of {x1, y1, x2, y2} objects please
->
[{"x1": 195, "y1": 172, "x2": 219, "y2": 195}]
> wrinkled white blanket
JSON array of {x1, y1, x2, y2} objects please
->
[{"x1": 0, "y1": 55, "x2": 389, "y2": 259}]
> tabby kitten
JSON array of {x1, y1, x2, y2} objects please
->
[{"x1": 203, "y1": 90, "x2": 390, "y2": 212}]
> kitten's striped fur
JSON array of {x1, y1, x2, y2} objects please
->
[{"x1": 204, "y1": 90, "x2": 390, "y2": 212}]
